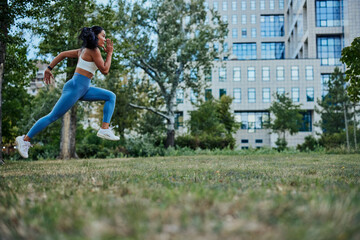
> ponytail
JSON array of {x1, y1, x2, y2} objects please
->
[{"x1": 78, "y1": 26, "x2": 104, "y2": 49}]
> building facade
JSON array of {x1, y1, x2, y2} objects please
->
[{"x1": 175, "y1": 0, "x2": 360, "y2": 148}]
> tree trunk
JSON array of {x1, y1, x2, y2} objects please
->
[
  {"x1": 59, "y1": 106, "x2": 78, "y2": 159},
  {"x1": 165, "y1": 115, "x2": 175, "y2": 148},
  {"x1": 0, "y1": 62, "x2": 4, "y2": 164},
  {"x1": 353, "y1": 104, "x2": 358, "y2": 150},
  {"x1": 59, "y1": 60, "x2": 78, "y2": 159},
  {"x1": 343, "y1": 103, "x2": 350, "y2": 152},
  {"x1": 0, "y1": 0, "x2": 9, "y2": 164}
]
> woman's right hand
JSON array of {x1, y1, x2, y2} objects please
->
[
  {"x1": 43, "y1": 68, "x2": 53, "y2": 85},
  {"x1": 103, "y1": 39, "x2": 113, "y2": 54}
]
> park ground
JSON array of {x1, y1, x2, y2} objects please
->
[{"x1": 0, "y1": 154, "x2": 359, "y2": 240}]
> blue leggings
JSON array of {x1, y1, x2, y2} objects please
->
[{"x1": 27, "y1": 73, "x2": 116, "y2": 138}]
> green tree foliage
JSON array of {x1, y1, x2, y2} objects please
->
[
  {"x1": 316, "y1": 67, "x2": 353, "y2": 149},
  {"x1": 341, "y1": 37, "x2": 360, "y2": 102},
  {"x1": 115, "y1": 0, "x2": 228, "y2": 147},
  {"x1": 2, "y1": 38, "x2": 36, "y2": 144},
  {"x1": 188, "y1": 95, "x2": 239, "y2": 137},
  {"x1": 266, "y1": 93, "x2": 303, "y2": 151},
  {"x1": 0, "y1": 0, "x2": 50, "y2": 163},
  {"x1": 316, "y1": 68, "x2": 351, "y2": 133}
]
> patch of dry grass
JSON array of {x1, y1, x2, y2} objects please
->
[{"x1": 0, "y1": 154, "x2": 359, "y2": 240}]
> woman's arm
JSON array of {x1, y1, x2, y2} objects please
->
[
  {"x1": 43, "y1": 49, "x2": 81, "y2": 84},
  {"x1": 92, "y1": 39, "x2": 113, "y2": 75}
]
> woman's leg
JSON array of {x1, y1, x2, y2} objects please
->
[
  {"x1": 80, "y1": 87, "x2": 116, "y2": 127},
  {"x1": 26, "y1": 83, "x2": 85, "y2": 139}
]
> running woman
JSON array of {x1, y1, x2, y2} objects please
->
[{"x1": 15, "y1": 26, "x2": 119, "y2": 158}]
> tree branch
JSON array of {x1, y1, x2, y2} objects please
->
[{"x1": 129, "y1": 103, "x2": 170, "y2": 121}]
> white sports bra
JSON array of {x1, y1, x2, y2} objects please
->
[{"x1": 76, "y1": 50, "x2": 98, "y2": 75}]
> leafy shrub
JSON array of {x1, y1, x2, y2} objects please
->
[
  {"x1": 275, "y1": 137, "x2": 287, "y2": 152},
  {"x1": 297, "y1": 135, "x2": 320, "y2": 152},
  {"x1": 176, "y1": 134, "x2": 235, "y2": 150}
]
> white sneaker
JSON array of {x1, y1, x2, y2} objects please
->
[
  {"x1": 15, "y1": 135, "x2": 32, "y2": 158},
  {"x1": 97, "y1": 127, "x2": 120, "y2": 141}
]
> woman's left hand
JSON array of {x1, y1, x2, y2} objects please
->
[{"x1": 103, "y1": 39, "x2": 113, "y2": 54}]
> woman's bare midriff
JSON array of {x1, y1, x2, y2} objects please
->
[{"x1": 75, "y1": 67, "x2": 94, "y2": 79}]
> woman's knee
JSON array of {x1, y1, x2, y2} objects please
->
[{"x1": 109, "y1": 91, "x2": 116, "y2": 102}]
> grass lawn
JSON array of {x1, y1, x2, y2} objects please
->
[{"x1": 0, "y1": 154, "x2": 359, "y2": 240}]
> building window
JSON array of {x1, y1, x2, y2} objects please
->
[
  {"x1": 242, "y1": 28, "x2": 247, "y2": 38},
  {"x1": 317, "y1": 36, "x2": 342, "y2": 66},
  {"x1": 241, "y1": 139, "x2": 249, "y2": 143},
  {"x1": 213, "y1": 1, "x2": 219, "y2": 11},
  {"x1": 251, "y1": 28, "x2": 257, "y2": 38},
  {"x1": 205, "y1": 68, "x2": 212, "y2": 82},
  {"x1": 232, "y1": 43, "x2": 257, "y2": 60},
  {"x1": 223, "y1": 1, "x2": 228, "y2": 11},
  {"x1": 251, "y1": 15, "x2": 256, "y2": 24},
  {"x1": 270, "y1": 0, "x2": 274, "y2": 9},
  {"x1": 232, "y1": 28, "x2": 238, "y2": 38},
  {"x1": 276, "y1": 66, "x2": 285, "y2": 81},
  {"x1": 190, "y1": 69, "x2": 197, "y2": 82},
  {"x1": 277, "y1": 87, "x2": 285, "y2": 96},
  {"x1": 247, "y1": 67, "x2": 256, "y2": 81},
  {"x1": 219, "y1": 67, "x2": 227, "y2": 82},
  {"x1": 260, "y1": 15, "x2": 284, "y2": 37},
  {"x1": 292, "y1": 87, "x2": 300, "y2": 102},
  {"x1": 300, "y1": 111, "x2": 312, "y2": 132},
  {"x1": 261, "y1": 42, "x2": 285, "y2": 59},
  {"x1": 234, "y1": 88, "x2": 241, "y2": 103},
  {"x1": 175, "y1": 111, "x2": 184, "y2": 129},
  {"x1": 233, "y1": 67, "x2": 241, "y2": 81},
  {"x1": 251, "y1": 0, "x2": 256, "y2": 10},
  {"x1": 316, "y1": 0, "x2": 341, "y2": 27},
  {"x1": 219, "y1": 88, "x2": 227, "y2": 98},
  {"x1": 241, "y1": 1, "x2": 246, "y2": 10},
  {"x1": 305, "y1": 66, "x2": 314, "y2": 80},
  {"x1": 205, "y1": 89, "x2": 212, "y2": 101},
  {"x1": 190, "y1": 89, "x2": 198, "y2": 103},
  {"x1": 279, "y1": 0, "x2": 284, "y2": 9},
  {"x1": 248, "y1": 88, "x2": 256, "y2": 103},
  {"x1": 291, "y1": 66, "x2": 299, "y2": 80},
  {"x1": 204, "y1": 2, "x2": 209, "y2": 11},
  {"x1": 306, "y1": 87, "x2": 314, "y2": 102},
  {"x1": 255, "y1": 139, "x2": 263, "y2": 143},
  {"x1": 321, "y1": 74, "x2": 330, "y2": 97},
  {"x1": 235, "y1": 111, "x2": 270, "y2": 130},
  {"x1": 222, "y1": 15, "x2": 228, "y2": 23},
  {"x1": 263, "y1": 88, "x2": 271, "y2": 103},
  {"x1": 176, "y1": 89, "x2": 184, "y2": 103},
  {"x1": 232, "y1": 15, "x2": 237, "y2": 24},
  {"x1": 260, "y1": 0, "x2": 265, "y2": 9},
  {"x1": 232, "y1": 1, "x2": 237, "y2": 10},
  {"x1": 242, "y1": 15, "x2": 247, "y2": 24},
  {"x1": 262, "y1": 67, "x2": 270, "y2": 81}
]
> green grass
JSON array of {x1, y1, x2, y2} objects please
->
[{"x1": 1, "y1": 154, "x2": 359, "y2": 240}]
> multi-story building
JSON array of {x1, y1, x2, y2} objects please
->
[
  {"x1": 175, "y1": 0, "x2": 360, "y2": 148},
  {"x1": 28, "y1": 62, "x2": 47, "y2": 96}
]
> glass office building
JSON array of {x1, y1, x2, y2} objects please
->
[{"x1": 175, "y1": 0, "x2": 360, "y2": 148}]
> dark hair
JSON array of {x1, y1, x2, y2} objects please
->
[{"x1": 78, "y1": 26, "x2": 104, "y2": 49}]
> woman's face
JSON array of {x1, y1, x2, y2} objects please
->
[{"x1": 97, "y1": 30, "x2": 106, "y2": 48}]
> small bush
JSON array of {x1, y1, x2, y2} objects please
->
[
  {"x1": 275, "y1": 137, "x2": 287, "y2": 152},
  {"x1": 297, "y1": 135, "x2": 320, "y2": 152},
  {"x1": 176, "y1": 134, "x2": 235, "y2": 150}
]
